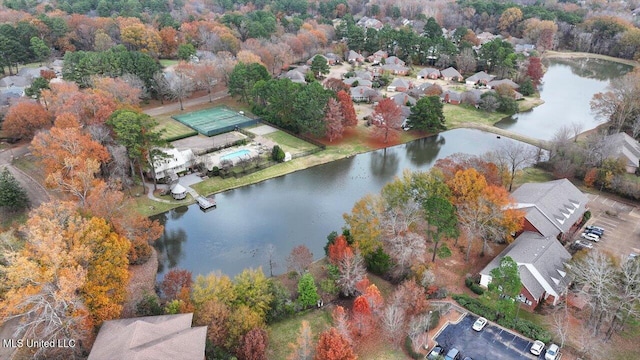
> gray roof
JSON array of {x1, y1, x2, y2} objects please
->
[
  {"x1": 607, "y1": 132, "x2": 640, "y2": 169},
  {"x1": 343, "y1": 77, "x2": 372, "y2": 87},
  {"x1": 480, "y1": 232, "x2": 571, "y2": 300},
  {"x1": 88, "y1": 313, "x2": 207, "y2": 360},
  {"x1": 280, "y1": 69, "x2": 306, "y2": 84},
  {"x1": 381, "y1": 64, "x2": 409, "y2": 73},
  {"x1": 347, "y1": 50, "x2": 364, "y2": 61},
  {"x1": 354, "y1": 70, "x2": 373, "y2": 81},
  {"x1": 511, "y1": 179, "x2": 588, "y2": 237},
  {"x1": 488, "y1": 79, "x2": 519, "y2": 89},
  {"x1": 392, "y1": 93, "x2": 416, "y2": 106},
  {"x1": 441, "y1": 90, "x2": 462, "y2": 102},
  {"x1": 440, "y1": 67, "x2": 462, "y2": 79},
  {"x1": 466, "y1": 71, "x2": 495, "y2": 83},
  {"x1": 388, "y1": 78, "x2": 410, "y2": 88},
  {"x1": 0, "y1": 75, "x2": 30, "y2": 87},
  {"x1": 418, "y1": 67, "x2": 440, "y2": 77},
  {"x1": 17, "y1": 66, "x2": 48, "y2": 79},
  {"x1": 385, "y1": 56, "x2": 405, "y2": 66}
]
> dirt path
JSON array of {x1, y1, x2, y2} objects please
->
[{"x1": 0, "y1": 144, "x2": 50, "y2": 208}]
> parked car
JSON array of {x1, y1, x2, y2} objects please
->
[
  {"x1": 573, "y1": 240, "x2": 594, "y2": 250},
  {"x1": 427, "y1": 345, "x2": 444, "y2": 360},
  {"x1": 530, "y1": 340, "x2": 545, "y2": 356},
  {"x1": 581, "y1": 232, "x2": 600, "y2": 242},
  {"x1": 545, "y1": 343, "x2": 559, "y2": 360},
  {"x1": 463, "y1": 357, "x2": 473, "y2": 360},
  {"x1": 586, "y1": 225, "x2": 605, "y2": 234},
  {"x1": 445, "y1": 348, "x2": 461, "y2": 360},
  {"x1": 586, "y1": 227, "x2": 604, "y2": 237},
  {"x1": 472, "y1": 317, "x2": 487, "y2": 331}
]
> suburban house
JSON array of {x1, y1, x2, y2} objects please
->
[
  {"x1": 346, "y1": 50, "x2": 365, "y2": 64},
  {"x1": 488, "y1": 79, "x2": 520, "y2": 90},
  {"x1": 307, "y1": 54, "x2": 337, "y2": 66},
  {"x1": 465, "y1": 71, "x2": 495, "y2": 86},
  {"x1": 381, "y1": 63, "x2": 410, "y2": 75},
  {"x1": 605, "y1": 132, "x2": 640, "y2": 173},
  {"x1": 441, "y1": 90, "x2": 462, "y2": 105},
  {"x1": 280, "y1": 68, "x2": 306, "y2": 84},
  {"x1": 479, "y1": 232, "x2": 572, "y2": 309},
  {"x1": 511, "y1": 179, "x2": 589, "y2": 242},
  {"x1": 392, "y1": 93, "x2": 417, "y2": 107},
  {"x1": 325, "y1": 52, "x2": 342, "y2": 64},
  {"x1": 515, "y1": 44, "x2": 536, "y2": 54},
  {"x1": 356, "y1": 16, "x2": 383, "y2": 30},
  {"x1": 354, "y1": 70, "x2": 374, "y2": 81},
  {"x1": 417, "y1": 67, "x2": 441, "y2": 80},
  {"x1": 367, "y1": 50, "x2": 387, "y2": 64},
  {"x1": 152, "y1": 148, "x2": 196, "y2": 180},
  {"x1": 387, "y1": 78, "x2": 412, "y2": 92},
  {"x1": 385, "y1": 56, "x2": 405, "y2": 66},
  {"x1": 350, "y1": 86, "x2": 380, "y2": 102},
  {"x1": 477, "y1": 31, "x2": 498, "y2": 44},
  {"x1": 343, "y1": 77, "x2": 372, "y2": 87},
  {"x1": 461, "y1": 88, "x2": 486, "y2": 107},
  {"x1": 88, "y1": 313, "x2": 207, "y2": 360},
  {"x1": 440, "y1": 67, "x2": 463, "y2": 82}
]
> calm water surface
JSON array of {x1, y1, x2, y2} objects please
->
[
  {"x1": 495, "y1": 58, "x2": 632, "y2": 140},
  {"x1": 154, "y1": 129, "x2": 520, "y2": 278}
]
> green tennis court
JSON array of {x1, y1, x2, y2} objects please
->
[{"x1": 172, "y1": 107, "x2": 258, "y2": 136}]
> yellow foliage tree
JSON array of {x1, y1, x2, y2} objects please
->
[{"x1": 343, "y1": 194, "x2": 384, "y2": 256}]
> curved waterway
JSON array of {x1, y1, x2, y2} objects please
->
[{"x1": 495, "y1": 58, "x2": 632, "y2": 140}]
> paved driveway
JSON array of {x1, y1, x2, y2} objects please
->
[{"x1": 434, "y1": 314, "x2": 546, "y2": 360}]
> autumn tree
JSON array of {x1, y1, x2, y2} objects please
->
[
  {"x1": 381, "y1": 296, "x2": 406, "y2": 347},
  {"x1": 498, "y1": 7, "x2": 523, "y2": 35},
  {"x1": 288, "y1": 320, "x2": 314, "y2": 360},
  {"x1": 343, "y1": 194, "x2": 384, "y2": 257},
  {"x1": 314, "y1": 328, "x2": 357, "y2": 360},
  {"x1": 372, "y1": 98, "x2": 403, "y2": 143},
  {"x1": 328, "y1": 235, "x2": 353, "y2": 265},
  {"x1": 336, "y1": 251, "x2": 367, "y2": 297},
  {"x1": 160, "y1": 268, "x2": 193, "y2": 301},
  {"x1": 159, "y1": 27, "x2": 179, "y2": 58},
  {"x1": 489, "y1": 141, "x2": 536, "y2": 191},
  {"x1": 450, "y1": 169, "x2": 524, "y2": 259},
  {"x1": 324, "y1": 97, "x2": 345, "y2": 142},
  {"x1": 168, "y1": 64, "x2": 196, "y2": 111},
  {"x1": 106, "y1": 109, "x2": 168, "y2": 188},
  {"x1": 527, "y1": 57, "x2": 544, "y2": 87},
  {"x1": 91, "y1": 75, "x2": 142, "y2": 106},
  {"x1": 287, "y1": 245, "x2": 314, "y2": 276},
  {"x1": 337, "y1": 90, "x2": 358, "y2": 127},
  {"x1": 193, "y1": 61, "x2": 219, "y2": 102},
  {"x1": 351, "y1": 295, "x2": 373, "y2": 337},
  {"x1": 1, "y1": 101, "x2": 51, "y2": 140},
  {"x1": 237, "y1": 327, "x2": 268, "y2": 360},
  {"x1": 0, "y1": 168, "x2": 29, "y2": 211},
  {"x1": 591, "y1": 69, "x2": 640, "y2": 133},
  {"x1": 297, "y1": 273, "x2": 320, "y2": 308}
]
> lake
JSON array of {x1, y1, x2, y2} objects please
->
[
  {"x1": 154, "y1": 57, "x2": 632, "y2": 278},
  {"x1": 494, "y1": 58, "x2": 632, "y2": 140},
  {"x1": 154, "y1": 128, "x2": 520, "y2": 278}
]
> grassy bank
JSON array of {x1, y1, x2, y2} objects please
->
[{"x1": 543, "y1": 51, "x2": 639, "y2": 67}]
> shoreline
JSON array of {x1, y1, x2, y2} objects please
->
[{"x1": 542, "y1": 50, "x2": 640, "y2": 67}]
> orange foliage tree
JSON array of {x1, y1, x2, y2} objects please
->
[
  {"x1": 371, "y1": 98, "x2": 403, "y2": 144},
  {"x1": 351, "y1": 296, "x2": 373, "y2": 337},
  {"x1": 1, "y1": 101, "x2": 51, "y2": 140},
  {"x1": 314, "y1": 328, "x2": 357, "y2": 360},
  {"x1": 328, "y1": 235, "x2": 353, "y2": 265},
  {"x1": 237, "y1": 327, "x2": 268, "y2": 360},
  {"x1": 337, "y1": 90, "x2": 358, "y2": 127}
]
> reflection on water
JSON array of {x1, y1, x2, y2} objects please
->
[
  {"x1": 495, "y1": 58, "x2": 632, "y2": 141},
  {"x1": 153, "y1": 129, "x2": 532, "y2": 278}
]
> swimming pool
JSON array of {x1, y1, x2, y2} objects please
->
[{"x1": 220, "y1": 149, "x2": 251, "y2": 161}]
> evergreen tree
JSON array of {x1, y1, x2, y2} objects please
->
[
  {"x1": 406, "y1": 96, "x2": 446, "y2": 132},
  {"x1": 297, "y1": 273, "x2": 320, "y2": 308},
  {"x1": 0, "y1": 168, "x2": 29, "y2": 211}
]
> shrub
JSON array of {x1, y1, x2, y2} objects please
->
[
  {"x1": 271, "y1": 145, "x2": 285, "y2": 162},
  {"x1": 465, "y1": 277, "x2": 485, "y2": 295},
  {"x1": 451, "y1": 294, "x2": 496, "y2": 321},
  {"x1": 404, "y1": 336, "x2": 423, "y2": 360},
  {"x1": 583, "y1": 210, "x2": 592, "y2": 222},
  {"x1": 365, "y1": 246, "x2": 392, "y2": 275},
  {"x1": 136, "y1": 293, "x2": 163, "y2": 316},
  {"x1": 209, "y1": 166, "x2": 220, "y2": 176},
  {"x1": 437, "y1": 244, "x2": 452, "y2": 259},
  {"x1": 320, "y1": 278, "x2": 339, "y2": 296},
  {"x1": 514, "y1": 319, "x2": 552, "y2": 343}
]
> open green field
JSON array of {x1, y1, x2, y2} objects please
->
[
  {"x1": 264, "y1": 130, "x2": 319, "y2": 153},
  {"x1": 159, "y1": 59, "x2": 179, "y2": 67},
  {"x1": 154, "y1": 114, "x2": 198, "y2": 141},
  {"x1": 444, "y1": 104, "x2": 506, "y2": 127},
  {"x1": 513, "y1": 167, "x2": 555, "y2": 188}
]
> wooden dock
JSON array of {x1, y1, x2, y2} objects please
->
[{"x1": 196, "y1": 196, "x2": 216, "y2": 211}]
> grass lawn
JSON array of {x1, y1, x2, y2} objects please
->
[
  {"x1": 131, "y1": 193, "x2": 194, "y2": 217},
  {"x1": 12, "y1": 155, "x2": 46, "y2": 185},
  {"x1": 154, "y1": 114, "x2": 198, "y2": 140},
  {"x1": 444, "y1": 104, "x2": 506, "y2": 128},
  {"x1": 264, "y1": 131, "x2": 319, "y2": 153},
  {"x1": 268, "y1": 309, "x2": 332, "y2": 360},
  {"x1": 513, "y1": 167, "x2": 555, "y2": 188},
  {"x1": 159, "y1": 59, "x2": 179, "y2": 68}
]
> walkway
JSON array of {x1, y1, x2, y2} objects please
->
[{"x1": 145, "y1": 173, "x2": 205, "y2": 205}]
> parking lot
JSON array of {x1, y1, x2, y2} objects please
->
[
  {"x1": 581, "y1": 194, "x2": 640, "y2": 260},
  {"x1": 434, "y1": 314, "x2": 547, "y2": 360}
]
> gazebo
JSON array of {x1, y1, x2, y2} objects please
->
[{"x1": 171, "y1": 183, "x2": 187, "y2": 200}]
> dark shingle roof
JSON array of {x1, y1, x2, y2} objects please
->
[
  {"x1": 480, "y1": 232, "x2": 571, "y2": 299},
  {"x1": 511, "y1": 179, "x2": 588, "y2": 237}
]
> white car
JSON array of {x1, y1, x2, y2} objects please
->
[
  {"x1": 574, "y1": 240, "x2": 594, "y2": 250},
  {"x1": 530, "y1": 340, "x2": 545, "y2": 356},
  {"x1": 472, "y1": 317, "x2": 487, "y2": 331},
  {"x1": 581, "y1": 232, "x2": 600, "y2": 242},
  {"x1": 545, "y1": 343, "x2": 559, "y2": 360}
]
